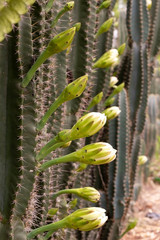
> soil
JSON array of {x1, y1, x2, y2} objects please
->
[{"x1": 122, "y1": 179, "x2": 160, "y2": 240}]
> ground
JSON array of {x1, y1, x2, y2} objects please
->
[{"x1": 122, "y1": 179, "x2": 160, "y2": 240}]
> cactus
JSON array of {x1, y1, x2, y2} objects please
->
[{"x1": 0, "y1": 0, "x2": 160, "y2": 240}]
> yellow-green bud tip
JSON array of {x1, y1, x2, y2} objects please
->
[
  {"x1": 138, "y1": 155, "x2": 148, "y2": 165},
  {"x1": 65, "y1": 1, "x2": 75, "y2": 11},
  {"x1": 118, "y1": 43, "x2": 126, "y2": 55}
]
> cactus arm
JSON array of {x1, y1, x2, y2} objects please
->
[
  {"x1": 114, "y1": 89, "x2": 130, "y2": 219},
  {"x1": 0, "y1": 35, "x2": 20, "y2": 230}
]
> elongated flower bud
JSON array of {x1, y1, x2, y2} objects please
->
[
  {"x1": 76, "y1": 142, "x2": 116, "y2": 165},
  {"x1": 118, "y1": 43, "x2": 126, "y2": 55},
  {"x1": 102, "y1": 106, "x2": 121, "y2": 120},
  {"x1": 87, "y1": 92, "x2": 103, "y2": 111},
  {"x1": 146, "y1": 0, "x2": 152, "y2": 10},
  {"x1": 65, "y1": 207, "x2": 108, "y2": 231},
  {"x1": 22, "y1": 26, "x2": 78, "y2": 87},
  {"x1": 62, "y1": 75, "x2": 88, "y2": 101},
  {"x1": 38, "y1": 142, "x2": 116, "y2": 171},
  {"x1": 52, "y1": 187, "x2": 100, "y2": 203},
  {"x1": 93, "y1": 49, "x2": 119, "y2": 69},
  {"x1": 109, "y1": 76, "x2": 118, "y2": 87},
  {"x1": 96, "y1": 18, "x2": 114, "y2": 38},
  {"x1": 46, "y1": 27, "x2": 76, "y2": 55},
  {"x1": 96, "y1": 0, "x2": 111, "y2": 13},
  {"x1": 138, "y1": 155, "x2": 148, "y2": 165},
  {"x1": 70, "y1": 112, "x2": 106, "y2": 139},
  {"x1": 76, "y1": 187, "x2": 100, "y2": 202},
  {"x1": 27, "y1": 207, "x2": 108, "y2": 238}
]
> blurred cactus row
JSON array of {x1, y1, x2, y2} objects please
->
[{"x1": 0, "y1": 0, "x2": 160, "y2": 240}]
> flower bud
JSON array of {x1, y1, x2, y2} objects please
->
[
  {"x1": 109, "y1": 76, "x2": 118, "y2": 87},
  {"x1": 73, "y1": 22, "x2": 81, "y2": 32},
  {"x1": 64, "y1": 207, "x2": 108, "y2": 231},
  {"x1": 70, "y1": 112, "x2": 106, "y2": 140},
  {"x1": 87, "y1": 92, "x2": 103, "y2": 110},
  {"x1": 46, "y1": 26, "x2": 76, "y2": 55},
  {"x1": 64, "y1": 1, "x2": 74, "y2": 11},
  {"x1": 96, "y1": 0, "x2": 111, "y2": 13},
  {"x1": 62, "y1": 75, "x2": 88, "y2": 101},
  {"x1": 146, "y1": 0, "x2": 152, "y2": 9},
  {"x1": 102, "y1": 106, "x2": 121, "y2": 120},
  {"x1": 118, "y1": 43, "x2": 126, "y2": 55},
  {"x1": 138, "y1": 155, "x2": 148, "y2": 165},
  {"x1": 96, "y1": 18, "x2": 114, "y2": 38},
  {"x1": 76, "y1": 142, "x2": 117, "y2": 165},
  {"x1": 93, "y1": 49, "x2": 119, "y2": 69},
  {"x1": 76, "y1": 187, "x2": 100, "y2": 203}
]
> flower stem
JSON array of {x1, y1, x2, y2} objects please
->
[
  {"x1": 38, "y1": 152, "x2": 78, "y2": 172},
  {"x1": 52, "y1": 189, "x2": 79, "y2": 199},
  {"x1": 22, "y1": 50, "x2": 50, "y2": 88},
  {"x1": 37, "y1": 96, "x2": 63, "y2": 131},
  {"x1": 27, "y1": 219, "x2": 66, "y2": 239}
]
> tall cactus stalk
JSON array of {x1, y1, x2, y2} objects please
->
[{"x1": 0, "y1": 0, "x2": 160, "y2": 240}]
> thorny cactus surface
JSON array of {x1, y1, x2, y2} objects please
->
[{"x1": 0, "y1": 0, "x2": 160, "y2": 240}]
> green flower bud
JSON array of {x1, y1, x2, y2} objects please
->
[
  {"x1": 64, "y1": 1, "x2": 74, "y2": 11},
  {"x1": 102, "y1": 106, "x2": 121, "y2": 120},
  {"x1": 73, "y1": 22, "x2": 81, "y2": 32},
  {"x1": 65, "y1": 207, "x2": 108, "y2": 231},
  {"x1": 52, "y1": 187, "x2": 100, "y2": 203},
  {"x1": 93, "y1": 49, "x2": 119, "y2": 69},
  {"x1": 70, "y1": 112, "x2": 107, "y2": 139},
  {"x1": 109, "y1": 76, "x2": 118, "y2": 87},
  {"x1": 62, "y1": 75, "x2": 88, "y2": 101},
  {"x1": 118, "y1": 43, "x2": 126, "y2": 55},
  {"x1": 96, "y1": 18, "x2": 114, "y2": 38},
  {"x1": 138, "y1": 155, "x2": 148, "y2": 165},
  {"x1": 146, "y1": 0, "x2": 152, "y2": 9},
  {"x1": 96, "y1": 0, "x2": 111, "y2": 13},
  {"x1": 37, "y1": 75, "x2": 87, "y2": 130},
  {"x1": 75, "y1": 142, "x2": 116, "y2": 165},
  {"x1": 27, "y1": 208, "x2": 108, "y2": 238},
  {"x1": 76, "y1": 187, "x2": 100, "y2": 203},
  {"x1": 113, "y1": 82, "x2": 125, "y2": 94},
  {"x1": 47, "y1": 26, "x2": 76, "y2": 55},
  {"x1": 38, "y1": 142, "x2": 116, "y2": 171},
  {"x1": 87, "y1": 92, "x2": 103, "y2": 111},
  {"x1": 48, "y1": 208, "x2": 58, "y2": 217}
]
